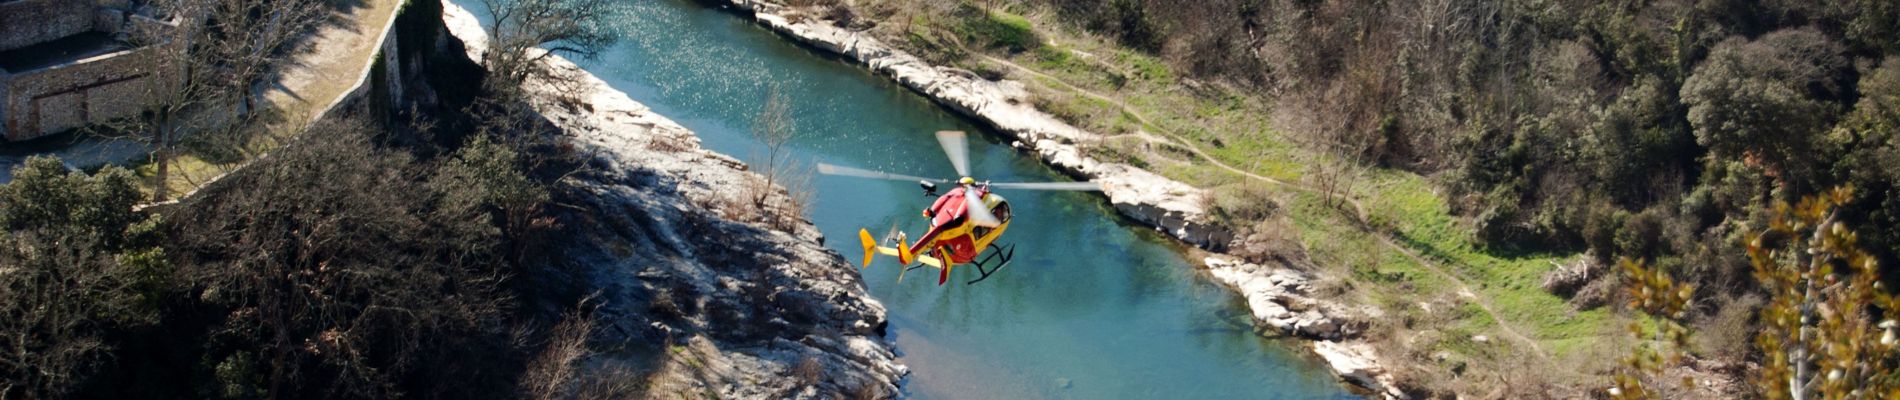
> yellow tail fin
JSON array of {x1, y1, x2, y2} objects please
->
[
  {"x1": 857, "y1": 229, "x2": 877, "y2": 268},
  {"x1": 896, "y1": 232, "x2": 914, "y2": 265}
]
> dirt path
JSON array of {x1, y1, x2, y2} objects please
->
[
  {"x1": 156, "y1": 0, "x2": 404, "y2": 200},
  {"x1": 982, "y1": 52, "x2": 1550, "y2": 358},
  {"x1": 261, "y1": 0, "x2": 404, "y2": 125}
]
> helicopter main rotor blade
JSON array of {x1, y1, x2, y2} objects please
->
[
  {"x1": 966, "y1": 187, "x2": 1003, "y2": 228},
  {"x1": 817, "y1": 163, "x2": 945, "y2": 183},
  {"x1": 936, "y1": 130, "x2": 971, "y2": 178},
  {"x1": 988, "y1": 181, "x2": 1104, "y2": 191}
]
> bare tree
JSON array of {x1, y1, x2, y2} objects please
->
[
  {"x1": 468, "y1": 0, "x2": 621, "y2": 186},
  {"x1": 518, "y1": 301, "x2": 604, "y2": 400},
  {"x1": 114, "y1": 0, "x2": 330, "y2": 201},
  {"x1": 205, "y1": 0, "x2": 329, "y2": 115},
  {"x1": 169, "y1": 119, "x2": 517, "y2": 399},
  {"x1": 754, "y1": 87, "x2": 796, "y2": 207},
  {"x1": 479, "y1": 0, "x2": 620, "y2": 98},
  {"x1": 744, "y1": 87, "x2": 813, "y2": 231},
  {"x1": 121, "y1": 0, "x2": 226, "y2": 202}
]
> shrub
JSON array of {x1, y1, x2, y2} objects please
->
[
  {"x1": 1745, "y1": 187, "x2": 1900, "y2": 398},
  {"x1": 793, "y1": 356, "x2": 824, "y2": 385},
  {"x1": 1614, "y1": 208, "x2": 1668, "y2": 260},
  {"x1": 966, "y1": 60, "x2": 1009, "y2": 81},
  {"x1": 955, "y1": 6, "x2": 1040, "y2": 52},
  {"x1": 169, "y1": 120, "x2": 519, "y2": 398},
  {"x1": 1691, "y1": 294, "x2": 1760, "y2": 363},
  {"x1": 1207, "y1": 183, "x2": 1280, "y2": 225}
]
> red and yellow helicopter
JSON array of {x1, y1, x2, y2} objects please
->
[{"x1": 818, "y1": 131, "x2": 1102, "y2": 285}]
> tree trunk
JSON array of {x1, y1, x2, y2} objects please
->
[{"x1": 152, "y1": 127, "x2": 171, "y2": 202}]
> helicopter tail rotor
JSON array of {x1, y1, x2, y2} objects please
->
[{"x1": 856, "y1": 228, "x2": 916, "y2": 267}]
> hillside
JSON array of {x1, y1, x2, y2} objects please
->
[{"x1": 752, "y1": 0, "x2": 1900, "y2": 397}]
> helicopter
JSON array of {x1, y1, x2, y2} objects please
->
[{"x1": 818, "y1": 131, "x2": 1103, "y2": 285}]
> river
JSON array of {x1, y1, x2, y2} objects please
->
[{"x1": 460, "y1": 0, "x2": 1359, "y2": 397}]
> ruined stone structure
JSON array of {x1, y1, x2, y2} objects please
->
[{"x1": 0, "y1": 0, "x2": 172, "y2": 142}]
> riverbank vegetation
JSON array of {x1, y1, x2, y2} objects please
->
[{"x1": 773, "y1": 0, "x2": 1900, "y2": 396}]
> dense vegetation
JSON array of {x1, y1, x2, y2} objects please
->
[
  {"x1": 790, "y1": 0, "x2": 1900, "y2": 396},
  {"x1": 0, "y1": 0, "x2": 632, "y2": 397},
  {"x1": 0, "y1": 116, "x2": 581, "y2": 399},
  {"x1": 1019, "y1": 0, "x2": 1900, "y2": 275}
]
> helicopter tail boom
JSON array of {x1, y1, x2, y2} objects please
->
[{"x1": 856, "y1": 228, "x2": 918, "y2": 268}]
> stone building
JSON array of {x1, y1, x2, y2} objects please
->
[{"x1": 0, "y1": 0, "x2": 174, "y2": 142}]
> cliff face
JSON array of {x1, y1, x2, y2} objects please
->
[{"x1": 440, "y1": 3, "x2": 905, "y2": 397}]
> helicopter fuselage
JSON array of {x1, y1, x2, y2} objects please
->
[{"x1": 911, "y1": 186, "x2": 1010, "y2": 264}]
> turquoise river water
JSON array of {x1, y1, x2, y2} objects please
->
[{"x1": 459, "y1": 0, "x2": 1361, "y2": 397}]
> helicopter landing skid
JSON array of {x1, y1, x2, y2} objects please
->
[
  {"x1": 892, "y1": 243, "x2": 1015, "y2": 285},
  {"x1": 965, "y1": 243, "x2": 1015, "y2": 285}
]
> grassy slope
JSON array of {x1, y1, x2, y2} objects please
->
[{"x1": 883, "y1": 1, "x2": 1625, "y2": 382}]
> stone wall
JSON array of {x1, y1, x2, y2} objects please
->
[
  {"x1": 0, "y1": 0, "x2": 97, "y2": 51},
  {"x1": 2, "y1": 44, "x2": 167, "y2": 141},
  {"x1": 0, "y1": 71, "x2": 8, "y2": 130},
  {"x1": 1, "y1": 10, "x2": 176, "y2": 141},
  {"x1": 315, "y1": 0, "x2": 406, "y2": 122}
]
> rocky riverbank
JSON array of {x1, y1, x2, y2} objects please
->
[
  {"x1": 442, "y1": 3, "x2": 906, "y2": 397},
  {"x1": 703, "y1": 1, "x2": 1403, "y2": 397}
]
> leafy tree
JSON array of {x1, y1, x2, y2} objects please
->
[
  {"x1": 1830, "y1": 57, "x2": 1900, "y2": 262},
  {"x1": 429, "y1": 133, "x2": 549, "y2": 266},
  {"x1": 1748, "y1": 186, "x2": 1900, "y2": 399},
  {"x1": 0, "y1": 157, "x2": 164, "y2": 399},
  {"x1": 1682, "y1": 28, "x2": 1846, "y2": 190}
]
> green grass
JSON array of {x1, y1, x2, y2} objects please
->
[
  {"x1": 1156, "y1": 162, "x2": 1243, "y2": 188},
  {"x1": 1115, "y1": 50, "x2": 1172, "y2": 83},
  {"x1": 1289, "y1": 190, "x2": 1451, "y2": 296},
  {"x1": 1354, "y1": 171, "x2": 1619, "y2": 356},
  {"x1": 954, "y1": 6, "x2": 1039, "y2": 52}
]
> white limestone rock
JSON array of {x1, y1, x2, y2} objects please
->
[
  {"x1": 1313, "y1": 340, "x2": 1408, "y2": 400},
  {"x1": 444, "y1": 4, "x2": 905, "y2": 398}
]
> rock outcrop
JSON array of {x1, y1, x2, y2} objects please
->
[
  {"x1": 1313, "y1": 341, "x2": 1406, "y2": 399},
  {"x1": 703, "y1": 1, "x2": 1402, "y2": 397},
  {"x1": 1203, "y1": 257, "x2": 1353, "y2": 340},
  {"x1": 1203, "y1": 256, "x2": 1405, "y2": 399},
  {"x1": 444, "y1": 4, "x2": 905, "y2": 398}
]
